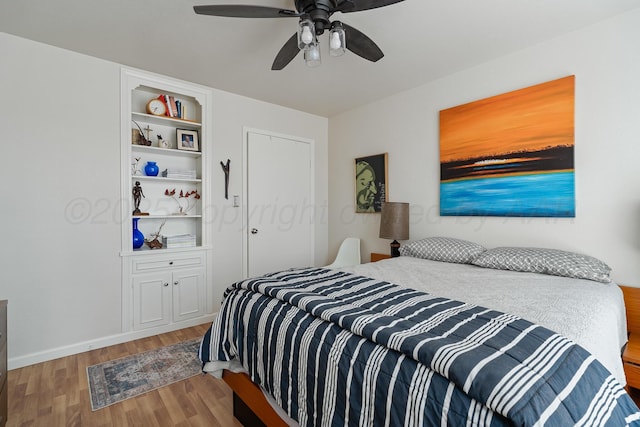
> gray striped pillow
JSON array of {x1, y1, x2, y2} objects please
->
[
  {"x1": 471, "y1": 247, "x2": 611, "y2": 283},
  {"x1": 399, "y1": 237, "x2": 486, "y2": 264}
]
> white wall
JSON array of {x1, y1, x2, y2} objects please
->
[
  {"x1": 328, "y1": 9, "x2": 640, "y2": 285},
  {"x1": 209, "y1": 89, "x2": 328, "y2": 304},
  {"x1": 0, "y1": 32, "x2": 328, "y2": 367}
]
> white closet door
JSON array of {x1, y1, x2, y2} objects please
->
[{"x1": 247, "y1": 132, "x2": 313, "y2": 277}]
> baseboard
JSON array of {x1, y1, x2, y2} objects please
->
[{"x1": 8, "y1": 314, "x2": 216, "y2": 370}]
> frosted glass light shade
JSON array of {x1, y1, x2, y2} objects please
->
[
  {"x1": 304, "y1": 43, "x2": 321, "y2": 67},
  {"x1": 298, "y1": 18, "x2": 315, "y2": 49},
  {"x1": 329, "y1": 22, "x2": 346, "y2": 57}
]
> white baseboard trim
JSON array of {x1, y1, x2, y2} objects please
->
[{"x1": 8, "y1": 314, "x2": 216, "y2": 370}]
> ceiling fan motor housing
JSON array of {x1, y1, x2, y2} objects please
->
[{"x1": 295, "y1": 0, "x2": 339, "y2": 33}]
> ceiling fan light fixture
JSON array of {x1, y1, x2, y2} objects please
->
[
  {"x1": 298, "y1": 16, "x2": 315, "y2": 49},
  {"x1": 304, "y1": 42, "x2": 322, "y2": 67},
  {"x1": 329, "y1": 21, "x2": 346, "y2": 57},
  {"x1": 193, "y1": 0, "x2": 404, "y2": 70}
]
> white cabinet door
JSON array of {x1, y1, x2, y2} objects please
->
[
  {"x1": 172, "y1": 268, "x2": 204, "y2": 322},
  {"x1": 132, "y1": 272, "x2": 172, "y2": 329},
  {"x1": 130, "y1": 251, "x2": 206, "y2": 331}
]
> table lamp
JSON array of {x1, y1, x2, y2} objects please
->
[{"x1": 379, "y1": 202, "x2": 409, "y2": 257}]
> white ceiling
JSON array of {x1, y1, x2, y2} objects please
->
[{"x1": 1, "y1": 0, "x2": 638, "y2": 117}]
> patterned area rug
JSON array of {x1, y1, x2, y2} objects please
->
[{"x1": 87, "y1": 338, "x2": 202, "y2": 411}]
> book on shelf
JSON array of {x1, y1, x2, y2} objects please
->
[
  {"x1": 169, "y1": 96, "x2": 179, "y2": 117},
  {"x1": 161, "y1": 169, "x2": 197, "y2": 179},
  {"x1": 156, "y1": 94, "x2": 186, "y2": 119},
  {"x1": 156, "y1": 95, "x2": 171, "y2": 117},
  {"x1": 159, "y1": 94, "x2": 173, "y2": 117},
  {"x1": 162, "y1": 234, "x2": 196, "y2": 248}
]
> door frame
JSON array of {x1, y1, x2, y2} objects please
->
[{"x1": 242, "y1": 127, "x2": 315, "y2": 278}]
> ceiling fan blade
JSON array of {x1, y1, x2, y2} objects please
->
[
  {"x1": 342, "y1": 23, "x2": 384, "y2": 62},
  {"x1": 193, "y1": 5, "x2": 300, "y2": 18},
  {"x1": 272, "y1": 33, "x2": 301, "y2": 70},
  {"x1": 336, "y1": 0, "x2": 405, "y2": 13}
]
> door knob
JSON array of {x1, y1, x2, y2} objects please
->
[{"x1": 251, "y1": 228, "x2": 258, "y2": 234}]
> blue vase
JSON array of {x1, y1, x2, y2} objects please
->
[
  {"x1": 132, "y1": 218, "x2": 144, "y2": 249},
  {"x1": 144, "y1": 161, "x2": 159, "y2": 176}
]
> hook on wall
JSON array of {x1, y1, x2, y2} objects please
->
[{"x1": 220, "y1": 159, "x2": 231, "y2": 199}]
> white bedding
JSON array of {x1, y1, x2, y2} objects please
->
[{"x1": 340, "y1": 256, "x2": 628, "y2": 384}]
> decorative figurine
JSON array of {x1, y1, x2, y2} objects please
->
[
  {"x1": 131, "y1": 120, "x2": 151, "y2": 146},
  {"x1": 143, "y1": 124, "x2": 153, "y2": 142},
  {"x1": 145, "y1": 220, "x2": 165, "y2": 249},
  {"x1": 131, "y1": 157, "x2": 141, "y2": 175},
  {"x1": 157, "y1": 134, "x2": 169, "y2": 149},
  {"x1": 220, "y1": 159, "x2": 230, "y2": 200},
  {"x1": 132, "y1": 181, "x2": 148, "y2": 215}
]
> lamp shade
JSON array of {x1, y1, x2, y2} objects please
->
[{"x1": 379, "y1": 202, "x2": 409, "y2": 240}]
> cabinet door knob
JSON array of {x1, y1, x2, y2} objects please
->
[
  {"x1": 251, "y1": 228, "x2": 258, "y2": 234},
  {"x1": 174, "y1": 281, "x2": 179, "y2": 285},
  {"x1": 169, "y1": 261, "x2": 174, "y2": 265},
  {"x1": 163, "y1": 282, "x2": 169, "y2": 287}
]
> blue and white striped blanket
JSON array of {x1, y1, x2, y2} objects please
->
[{"x1": 200, "y1": 268, "x2": 640, "y2": 426}]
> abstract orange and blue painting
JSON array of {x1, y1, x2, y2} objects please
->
[{"x1": 439, "y1": 76, "x2": 575, "y2": 217}]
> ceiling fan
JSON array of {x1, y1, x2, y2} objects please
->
[{"x1": 193, "y1": 0, "x2": 405, "y2": 70}]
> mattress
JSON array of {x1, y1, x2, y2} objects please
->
[{"x1": 340, "y1": 256, "x2": 628, "y2": 384}]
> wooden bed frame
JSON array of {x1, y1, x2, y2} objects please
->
[
  {"x1": 223, "y1": 370, "x2": 288, "y2": 426},
  {"x1": 620, "y1": 286, "x2": 640, "y2": 392}
]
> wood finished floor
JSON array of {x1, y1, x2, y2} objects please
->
[
  {"x1": 6, "y1": 323, "x2": 242, "y2": 427},
  {"x1": 8, "y1": 323, "x2": 640, "y2": 426}
]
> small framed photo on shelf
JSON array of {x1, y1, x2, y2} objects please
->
[{"x1": 176, "y1": 129, "x2": 199, "y2": 152}]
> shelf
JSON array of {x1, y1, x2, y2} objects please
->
[
  {"x1": 133, "y1": 245, "x2": 197, "y2": 253},
  {"x1": 131, "y1": 175, "x2": 201, "y2": 183},
  {"x1": 120, "y1": 245, "x2": 212, "y2": 257},
  {"x1": 132, "y1": 112, "x2": 201, "y2": 129},
  {"x1": 133, "y1": 214, "x2": 202, "y2": 219},
  {"x1": 131, "y1": 144, "x2": 201, "y2": 158}
]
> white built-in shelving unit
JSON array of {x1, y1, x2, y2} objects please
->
[{"x1": 120, "y1": 68, "x2": 214, "y2": 332}]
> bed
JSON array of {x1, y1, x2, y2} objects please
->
[{"x1": 199, "y1": 239, "x2": 640, "y2": 426}]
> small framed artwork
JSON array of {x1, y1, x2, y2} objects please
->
[
  {"x1": 176, "y1": 129, "x2": 199, "y2": 152},
  {"x1": 355, "y1": 153, "x2": 387, "y2": 213}
]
